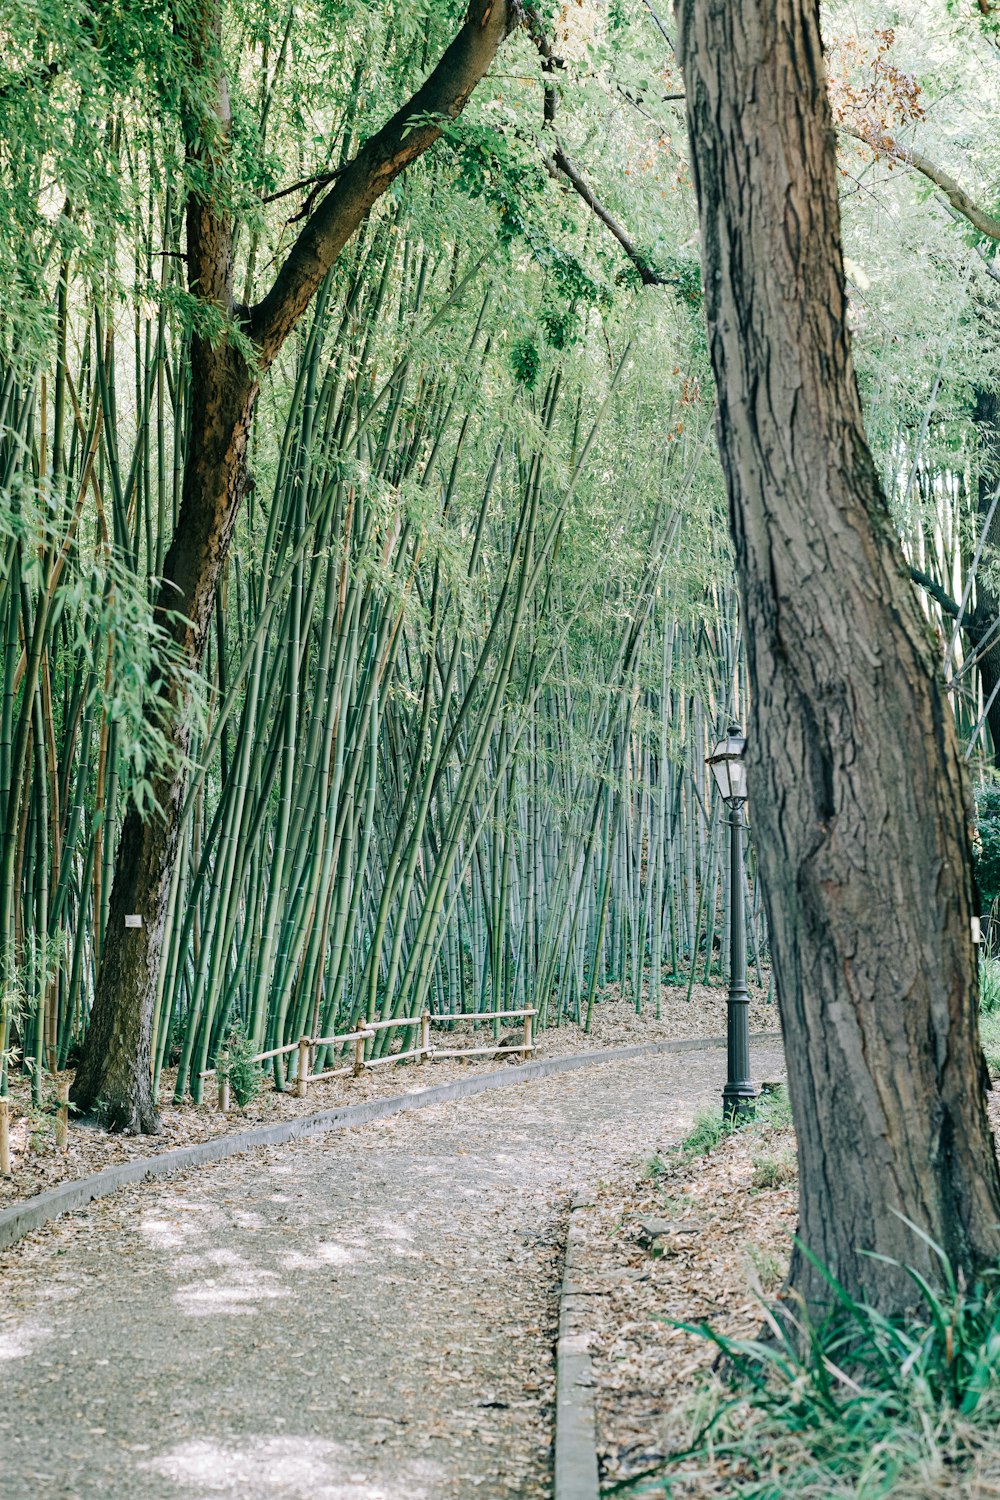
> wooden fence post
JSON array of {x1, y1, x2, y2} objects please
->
[
  {"x1": 297, "y1": 1037, "x2": 310, "y2": 1099},
  {"x1": 420, "y1": 1012, "x2": 431, "y2": 1063},
  {"x1": 217, "y1": 1052, "x2": 230, "y2": 1113},
  {"x1": 523, "y1": 1010, "x2": 533, "y2": 1061},
  {"x1": 0, "y1": 1097, "x2": 10, "y2": 1176},
  {"x1": 353, "y1": 1032, "x2": 365, "y2": 1077},
  {"x1": 56, "y1": 1081, "x2": 69, "y2": 1152}
]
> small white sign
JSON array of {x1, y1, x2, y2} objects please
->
[
  {"x1": 124, "y1": 914, "x2": 143, "y2": 929},
  {"x1": 973, "y1": 916, "x2": 982, "y2": 945}
]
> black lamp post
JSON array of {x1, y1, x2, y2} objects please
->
[{"x1": 707, "y1": 722, "x2": 756, "y2": 1120}]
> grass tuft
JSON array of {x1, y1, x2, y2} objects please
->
[
  {"x1": 676, "y1": 1108, "x2": 736, "y2": 1159},
  {"x1": 750, "y1": 1149, "x2": 796, "y2": 1191},
  {"x1": 674, "y1": 1084, "x2": 794, "y2": 1163},
  {"x1": 219, "y1": 1023, "x2": 265, "y2": 1110},
  {"x1": 979, "y1": 957, "x2": 1000, "y2": 1075},
  {"x1": 615, "y1": 1233, "x2": 1000, "y2": 1498},
  {"x1": 981, "y1": 953, "x2": 1000, "y2": 1016}
]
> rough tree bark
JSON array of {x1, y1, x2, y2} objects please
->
[
  {"x1": 676, "y1": 0, "x2": 1000, "y2": 1314},
  {"x1": 72, "y1": 0, "x2": 521, "y2": 1131}
]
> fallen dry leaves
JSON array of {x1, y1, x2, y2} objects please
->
[
  {"x1": 578, "y1": 1082, "x2": 1000, "y2": 1496},
  {"x1": 573, "y1": 1107, "x2": 796, "y2": 1493}
]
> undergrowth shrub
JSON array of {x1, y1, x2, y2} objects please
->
[
  {"x1": 974, "y1": 785, "x2": 1000, "y2": 916},
  {"x1": 219, "y1": 1024, "x2": 264, "y2": 1109},
  {"x1": 979, "y1": 957, "x2": 1000, "y2": 1076},
  {"x1": 618, "y1": 1222, "x2": 1000, "y2": 1498},
  {"x1": 980, "y1": 954, "x2": 1000, "y2": 1016},
  {"x1": 675, "y1": 1085, "x2": 793, "y2": 1162},
  {"x1": 750, "y1": 1149, "x2": 796, "y2": 1191}
]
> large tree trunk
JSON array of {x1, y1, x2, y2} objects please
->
[
  {"x1": 72, "y1": 341, "x2": 256, "y2": 1131},
  {"x1": 676, "y1": 0, "x2": 1000, "y2": 1314},
  {"x1": 72, "y1": 0, "x2": 518, "y2": 1132}
]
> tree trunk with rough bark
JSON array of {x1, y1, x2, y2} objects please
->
[
  {"x1": 676, "y1": 0, "x2": 1000, "y2": 1315},
  {"x1": 72, "y1": 0, "x2": 520, "y2": 1132}
]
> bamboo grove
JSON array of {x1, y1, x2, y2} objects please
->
[
  {"x1": 9, "y1": 0, "x2": 1000, "y2": 1112},
  {"x1": 0, "y1": 5, "x2": 769, "y2": 1106}
]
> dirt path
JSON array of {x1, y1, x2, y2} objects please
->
[{"x1": 0, "y1": 1041, "x2": 784, "y2": 1500}]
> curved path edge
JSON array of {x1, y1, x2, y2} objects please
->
[
  {"x1": 0, "y1": 1028, "x2": 782, "y2": 1254},
  {"x1": 556, "y1": 1196, "x2": 601, "y2": 1500}
]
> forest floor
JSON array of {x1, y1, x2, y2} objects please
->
[
  {"x1": 581, "y1": 1073, "x2": 1000, "y2": 1495},
  {"x1": 0, "y1": 981, "x2": 774, "y2": 1209},
  {"x1": 0, "y1": 1036, "x2": 785, "y2": 1500}
]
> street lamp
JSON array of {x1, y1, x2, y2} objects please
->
[{"x1": 707, "y1": 722, "x2": 756, "y2": 1120}]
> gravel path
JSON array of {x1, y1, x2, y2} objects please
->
[{"x1": 0, "y1": 1041, "x2": 784, "y2": 1500}]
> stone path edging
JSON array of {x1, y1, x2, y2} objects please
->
[
  {"x1": 0, "y1": 1029, "x2": 781, "y2": 1254},
  {"x1": 555, "y1": 1196, "x2": 601, "y2": 1500}
]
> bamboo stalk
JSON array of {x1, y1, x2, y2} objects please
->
[
  {"x1": 55, "y1": 1080, "x2": 69, "y2": 1152},
  {"x1": 217, "y1": 1053, "x2": 230, "y2": 1114},
  {"x1": 0, "y1": 1098, "x2": 10, "y2": 1175}
]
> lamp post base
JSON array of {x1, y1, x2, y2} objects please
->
[{"x1": 722, "y1": 1082, "x2": 757, "y2": 1121}]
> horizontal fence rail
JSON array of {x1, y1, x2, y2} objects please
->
[{"x1": 200, "y1": 1010, "x2": 537, "y2": 1113}]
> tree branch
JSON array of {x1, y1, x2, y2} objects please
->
[
  {"x1": 542, "y1": 143, "x2": 668, "y2": 285},
  {"x1": 842, "y1": 124, "x2": 1000, "y2": 243},
  {"x1": 524, "y1": 7, "x2": 670, "y2": 288},
  {"x1": 250, "y1": 0, "x2": 520, "y2": 366},
  {"x1": 910, "y1": 564, "x2": 962, "y2": 621}
]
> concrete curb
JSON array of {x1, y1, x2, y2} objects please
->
[
  {"x1": 0, "y1": 1028, "x2": 782, "y2": 1254},
  {"x1": 555, "y1": 1196, "x2": 601, "y2": 1500}
]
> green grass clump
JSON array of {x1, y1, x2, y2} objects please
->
[
  {"x1": 677, "y1": 1108, "x2": 737, "y2": 1159},
  {"x1": 753, "y1": 1082, "x2": 793, "y2": 1132},
  {"x1": 979, "y1": 956, "x2": 1000, "y2": 1075},
  {"x1": 675, "y1": 1085, "x2": 794, "y2": 1163},
  {"x1": 219, "y1": 1024, "x2": 264, "y2": 1109},
  {"x1": 980, "y1": 954, "x2": 1000, "y2": 1016},
  {"x1": 750, "y1": 1149, "x2": 797, "y2": 1191},
  {"x1": 981, "y1": 1010, "x2": 1000, "y2": 1078},
  {"x1": 617, "y1": 1225, "x2": 1000, "y2": 1498}
]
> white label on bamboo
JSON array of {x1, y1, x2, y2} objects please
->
[
  {"x1": 973, "y1": 916, "x2": 982, "y2": 945},
  {"x1": 124, "y1": 914, "x2": 143, "y2": 929}
]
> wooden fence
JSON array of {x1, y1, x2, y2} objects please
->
[{"x1": 202, "y1": 1008, "x2": 536, "y2": 1113}]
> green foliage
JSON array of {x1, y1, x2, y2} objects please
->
[
  {"x1": 975, "y1": 786, "x2": 1000, "y2": 915},
  {"x1": 219, "y1": 1024, "x2": 264, "y2": 1110},
  {"x1": 981, "y1": 954, "x2": 1000, "y2": 1016},
  {"x1": 675, "y1": 1087, "x2": 793, "y2": 1163},
  {"x1": 980, "y1": 1005, "x2": 1000, "y2": 1076},
  {"x1": 677, "y1": 1107, "x2": 737, "y2": 1159},
  {"x1": 510, "y1": 336, "x2": 540, "y2": 389},
  {"x1": 662, "y1": 254, "x2": 703, "y2": 309},
  {"x1": 750, "y1": 1148, "x2": 797, "y2": 1191},
  {"x1": 443, "y1": 120, "x2": 548, "y2": 246},
  {"x1": 634, "y1": 1231, "x2": 1000, "y2": 1498},
  {"x1": 754, "y1": 1083, "x2": 794, "y2": 1132}
]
